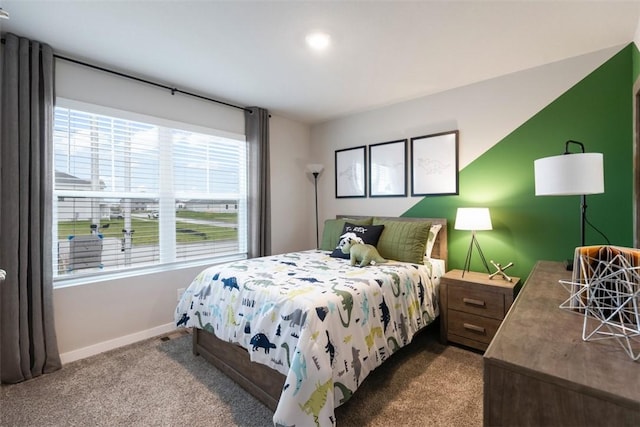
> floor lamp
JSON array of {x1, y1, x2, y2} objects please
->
[
  {"x1": 307, "y1": 163, "x2": 324, "y2": 249},
  {"x1": 534, "y1": 140, "x2": 604, "y2": 269},
  {"x1": 455, "y1": 207, "x2": 492, "y2": 277}
]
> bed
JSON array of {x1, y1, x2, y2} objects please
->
[{"x1": 175, "y1": 216, "x2": 447, "y2": 426}]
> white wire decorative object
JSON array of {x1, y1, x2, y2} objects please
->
[{"x1": 559, "y1": 246, "x2": 640, "y2": 361}]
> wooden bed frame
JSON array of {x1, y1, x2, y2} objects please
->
[{"x1": 192, "y1": 216, "x2": 448, "y2": 412}]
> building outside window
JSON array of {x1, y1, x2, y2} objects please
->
[{"x1": 53, "y1": 99, "x2": 247, "y2": 284}]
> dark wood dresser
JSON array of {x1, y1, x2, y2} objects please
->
[{"x1": 483, "y1": 260, "x2": 640, "y2": 426}]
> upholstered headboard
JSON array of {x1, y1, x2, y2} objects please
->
[{"x1": 337, "y1": 215, "x2": 448, "y2": 270}]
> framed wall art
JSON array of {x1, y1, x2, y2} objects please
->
[
  {"x1": 411, "y1": 130, "x2": 459, "y2": 196},
  {"x1": 335, "y1": 145, "x2": 367, "y2": 198},
  {"x1": 369, "y1": 139, "x2": 407, "y2": 197}
]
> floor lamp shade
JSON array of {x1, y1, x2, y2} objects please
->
[
  {"x1": 306, "y1": 163, "x2": 324, "y2": 174},
  {"x1": 534, "y1": 153, "x2": 604, "y2": 196}
]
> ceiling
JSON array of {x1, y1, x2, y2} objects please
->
[{"x1": 1, "y1": 1, "x2": 639, "y2": 125}]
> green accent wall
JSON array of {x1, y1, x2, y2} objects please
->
[{"x1": 405, "y1": 43, "x2": 639, "y2": 280}]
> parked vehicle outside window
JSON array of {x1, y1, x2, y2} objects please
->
[{"x1": 52, "y1": 100, "x2": 248, "y2": 283}]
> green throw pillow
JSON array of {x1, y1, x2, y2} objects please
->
[
  {"x1": 373, "y1": 219, "x2": 432, "y2": 264},
  {"x1": 320, "y1": 217, "x2": 373, "y2": 251}
]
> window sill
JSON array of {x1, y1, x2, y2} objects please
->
[{"x1": 53, "y1": 253, "x2": 247, "y2": 289}]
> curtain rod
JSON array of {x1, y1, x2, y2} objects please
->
[
  {"x1": 0, "y1": 38, "x2": 250, "y2": 113},
  {"x1": 54, "y1": 54, "x2": 250, "y2": 113},
  {"x1": 1, "y1": 36, "x2": 255, "y2": 113}
]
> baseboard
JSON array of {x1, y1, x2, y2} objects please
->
[{"x1": 59, "y1": 322, "x2": 177, "y2": 364}]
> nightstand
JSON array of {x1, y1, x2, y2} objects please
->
[{"x1": 439, "y1": 269, "x2": 520, "y2": 351}]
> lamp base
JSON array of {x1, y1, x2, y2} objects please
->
[
  {"x1": 565, "y1": 259, "x2": 574, "y2": 271},
  {"x1": 462, "y1": 232, "x2": 491, "y2": 277}
]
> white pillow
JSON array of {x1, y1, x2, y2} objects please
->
[{"x1": 425, "y1": 223, "x2": 442, "y2": 259}]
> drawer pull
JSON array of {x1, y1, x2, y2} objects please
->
[
  {"x1": 463, "y1": 323, "x2": 486, "y2": 334},
  {"x1": 463, "y1": 297, "x2": 486, "y2": 307}
]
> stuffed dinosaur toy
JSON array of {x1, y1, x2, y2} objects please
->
[{"x1": 340, "y1": 234, "x2": 387, "y2": 267}]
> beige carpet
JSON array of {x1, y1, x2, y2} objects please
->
[{"x1": 0, "y1": 326, "x2": 483, "y2": 426}]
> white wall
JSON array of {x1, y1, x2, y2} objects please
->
[
  {"x1": 269, "y1": 115, "x2": 315, "y2": 253},
  {"x1": 310, "y1": 46, "x2": 621, "y2": 225},
  {"x1": 56, "y1": 61, "x2": 245, "y2": 135},
  {"x1": 54, "y1": 60, "x2": 312, "y2": 362}
]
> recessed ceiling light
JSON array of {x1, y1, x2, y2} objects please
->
[{"x1": 305, "y1": 32, "x2": 330, "y2": 51}]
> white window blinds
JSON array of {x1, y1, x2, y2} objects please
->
[{"x1": 53, "y1": 100, "x2": 247, "y2": 280}]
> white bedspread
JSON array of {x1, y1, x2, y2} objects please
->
[{"x1": 175, "y1": 250, "x2": 440, "y2": 426}]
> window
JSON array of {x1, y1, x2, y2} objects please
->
[{"x1": 53, "y1": 100, "x2": 247, "y2": 282}]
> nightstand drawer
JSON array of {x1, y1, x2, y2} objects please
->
[
  {"x1": 448, "y1": 310, "x2": 501, "y2": 344},
  {"x1": 448, "y1": 283, "x2": 505, "y2": 320}
]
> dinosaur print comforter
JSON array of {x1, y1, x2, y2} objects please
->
[{"x1": 175, "y1": 250, "x2": 440, "y2": 426}]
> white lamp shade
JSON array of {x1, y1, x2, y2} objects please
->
[
  {"x1": 455, "y1": 208, "x2": 492, "y2": 231},
  {"x1": 306, "y1": 163, "x2": 324, "y2": 174},
  {"x1": 534, "y1": 153, "x2": 604, "y2": 196}
]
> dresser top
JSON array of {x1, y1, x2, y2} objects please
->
[{"x1": 484, "y1": 260, "x2": 640, "y2": 405}]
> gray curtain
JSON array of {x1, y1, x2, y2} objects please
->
[
  {"x1": 245, "y1": 107, "x2": 271, "y2": 258},
  {"x1": 0, "y1": 33, "x2": 61, "y2": 384}
]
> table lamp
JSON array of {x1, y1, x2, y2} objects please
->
[
  {"x1": 534, "y1": 140, "x2": 604, "y2": 268},
  {"x1": 455, "y1": 207, "x2": 492, "y2": 276}
]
